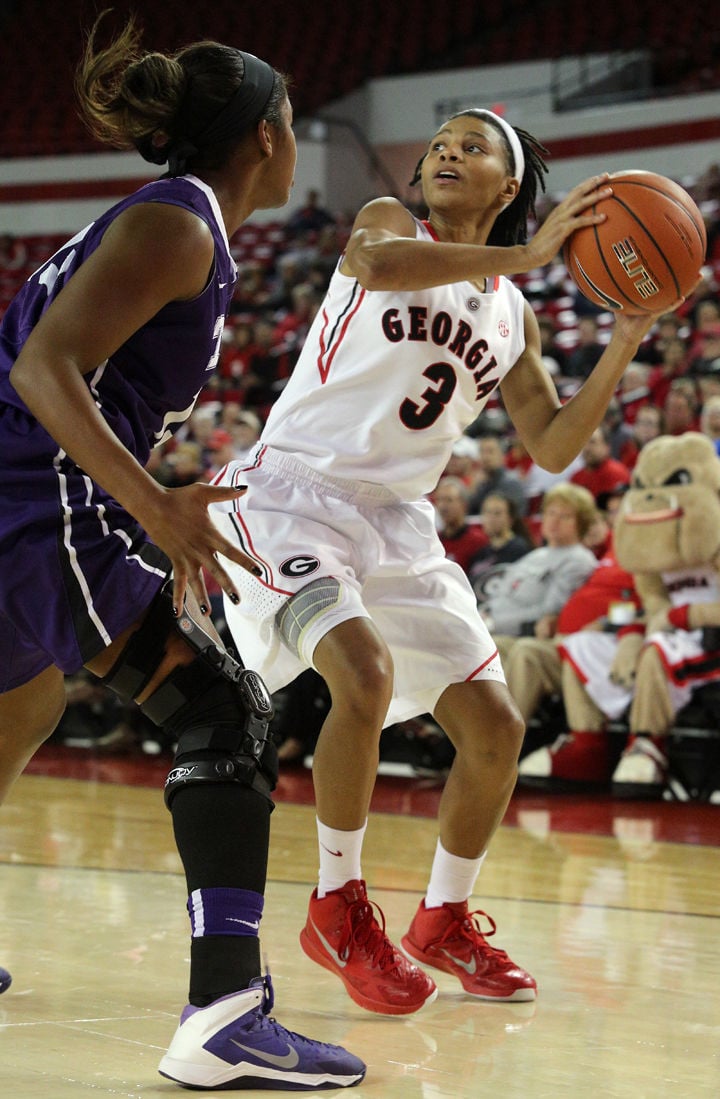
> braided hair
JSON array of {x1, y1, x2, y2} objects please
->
[{"x1": 409, "y1": 110, "x2": 549, "y2": 247}]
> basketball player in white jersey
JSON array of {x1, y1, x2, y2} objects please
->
[{"x1": 212, "y1": 109, "x2": 686, "y2": 1013}]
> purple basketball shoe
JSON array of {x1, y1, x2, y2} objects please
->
[{"x1": 158, "y1": 974, "x2": 365, "y2": 1090}]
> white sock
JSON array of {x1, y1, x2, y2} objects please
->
[
  {"x1": 316, "y1": 817, "x2": 367, "y2": 898},
  {"x1": 424, "y1": 838, "x2": 487, "y2": 908}
]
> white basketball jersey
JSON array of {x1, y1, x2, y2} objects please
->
[{"x1": 260, "y1": 219, "x2": 527, "y2": 500}]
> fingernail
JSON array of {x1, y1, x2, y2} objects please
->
[
  {"x1": 200, "y1": 603, "x2": 209, "y2": 615},
  {"x1": 172, "y1": 605, "x2": 179, "y2": 618},
  {"x1": 252, "y1": 566, "x2": 262, "y2": 576},
  {"x1": 229, "y1": 592, "x2": 240, "y2": 605}
]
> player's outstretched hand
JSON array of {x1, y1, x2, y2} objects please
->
[
  {"x1": 524, "y1": 174, "x2": 612, "y2": 270},
  {"x1": 140, "y1": 481, "x2": 259, "y2": 615}
]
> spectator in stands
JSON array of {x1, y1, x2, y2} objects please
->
[
  {"x1": 0, "y1": 232, "x2": 27, "y2": 272},
  {"x1": 525, "y1": 430, "x2": 720, "y2": 798},
  {"x1": 536, "y1": 313, "x2": 567, "y2": 376},
  {"x1": 182, "y1": 403, "x2": 222, "y2": 466},
  {"x1": 310, "y1": 224, "x2": 348, "y2": 275},
  {"x1": 583, "y1": 505, "x2": 612, "y2": 559},
  {"x1": 469, "y1": 492, "x2": 534, "y2": 609},
  {"x1": 433, "y1": 476, "x2": 489, "y2": 574},
  {"x1": 0, "y1": 14, "x2": 362, "y2": 1088},
  {"x1": 483, "y1": 483, "x2": 598, "y2": 659},
  {"x1": 262, "y1": 253, "x2": 308, "y2": 314},
  {"x1": 229, "y1": 408, "x2": 263, "y2": 461},
  {"x1": 286, "y1": 187, "x2": 336, "y2": 239},
  {"x1": 204, "y1": 428, "x2": 237, "y2": 477},
  {"x1": 697, "y1": 371, "x2": 720, "y2": 409},
  {"x1": 617, "y1": 360, "x2": 652, "y2": 423},
  {"x1": 687, "y1": 296, "x2": 720, "y2": 359},
  {"x1": 647, "y1": 333, "x2": 689, "y2": 406},
  {"x1": 700, "y1": 393, "x2": 720, "y2": 454},
  {"x1": 564, "y1": 315, "x2": 605, "y2": 379},
  {"x1": 663, "y1": 378, "x2": 700, "y2": 434},
  {"x1": 504, "y1": 431, "x2": 534, "y2": 480},
  {"x1": 442, "y1": 433, "x2": 482, "y2": 489},
  {"x1": 511, "y1": 531, "x2": 641, "y2": 788},
  {"x1": 521, "y1": 450, "x2": 585, "y2": 517},
  {"x1": 306, "y1": 256, "x2": 337, "y2": 295},
  {"x1": 272, "y1": 281, "x2": 320, "y2": 350},
  {"x1": 677, "y1": 271, "x2": 718, "y2": 327},
  {"x1": 617, "y1": 403, "x2": 664, "y2": 469},
  {"x1": 155, "y1": 440, "x2": 206, "y2": 488},
  {"x1": 219, "y1": 315, "x2": 256, "y2": 396},
  {"x1": 600, "y1": 396, "x2": 628, "y2": 460},
  {"x1": 467, "y1": 433, "x2": 528, "y2": 516},
  {"x1": 241, "y1": 314, "x2": 293, "y2": 417},
  {"x1": 230, "y1": 260, "x2": 272, "y2": 315},
  {"x1": 570, "y1": 424, "x2": 632, "y2": 503},
  {"x1": 687, "y1": 321, "x2": 720, "y2": 377},
  {"x1": 635, "y1": 310, "x2": 685, "y2": 366}
]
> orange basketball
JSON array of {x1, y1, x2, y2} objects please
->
[{"x1": 562, "y1": 170, "x2": 707, "y2": 315}]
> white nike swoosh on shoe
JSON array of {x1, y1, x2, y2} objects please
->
[
  {"x1": 229, "y1": 1039, "x2": 300, "y2": 1069},
  {"x1": 310, "y1": 919, "x2": 347, "y2": 968},
  {"x1": 441, "y1": 949, "x2": 477, "y2": 975}
]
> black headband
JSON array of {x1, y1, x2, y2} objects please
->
[{"x1": 140, "y1": 51, "x2": 276, "y2": 177}]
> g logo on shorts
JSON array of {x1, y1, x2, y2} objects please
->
[{"x1": 279, "y1": 555, "x2": 321, "y2": 578}]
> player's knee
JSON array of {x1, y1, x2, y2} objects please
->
[
  {"x1": 338, "y1": 644, "x2": 394, "y2": 724},
  {"x1": 481, "y1": 702, "x2": 525, "y2": 764},
  {"x1": 96, "y1": 584, "x2": 277, "y2": 808},
  {"x1": 440, "y1": 681, "x2": 525, "y2": 763}
]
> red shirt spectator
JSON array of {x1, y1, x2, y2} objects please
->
[
  {"x1": 617, "y1": 404, "x2": 663, "y2": 470},
  {"x1": 570, "y1": 426, "x2": 631, "y2": 503},
  {"x1": 617, "y1": 361, "x2": 652, "y2": 425},
  {"x1": 648, "y1": 335, "x2": 690, "y2": 408},
  {"x1": 433, "y1": 476, "x2": 488, "y2": 575}
]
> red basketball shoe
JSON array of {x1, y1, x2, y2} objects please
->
[
  {"x1": 299, "y1": 880, "x2": 437, "y2": 1016},
  {"x1": 401, "y1": 900, "x2": 537, "y2": 1002}
]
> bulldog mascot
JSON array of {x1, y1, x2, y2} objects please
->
[{"x1": 519, "y1": 432, "x2": 720, "y2": 800}]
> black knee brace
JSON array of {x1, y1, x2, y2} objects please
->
[{"x1": 100, "y1": 585, "x2": 277, "y2": 809}]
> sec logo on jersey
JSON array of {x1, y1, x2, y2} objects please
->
[{"x1": 279, "y1": 554, "x2": 321, "y2": 578}]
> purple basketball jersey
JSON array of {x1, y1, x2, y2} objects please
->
[
  {"x1": 0, "y1": 175, "x2": 237, "y2": 465},
  {"x1": 0, "y1": 176, "x2": 237, "y2": 687}
]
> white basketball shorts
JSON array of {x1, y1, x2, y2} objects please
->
[{"x1": 211, "y1": 447, "x2": 504, "y2": 726}]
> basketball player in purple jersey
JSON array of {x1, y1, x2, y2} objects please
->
[
  {"x1": 0, "y1": 13, "x2": 364, "y2": 1092},
  {"x1": 214, "y1": 111, "x2": 686, "y2": 1014}
]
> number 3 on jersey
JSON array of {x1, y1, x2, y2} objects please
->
[{"x1": 399, "y1": 362, "x2": 457, "y2": 430}]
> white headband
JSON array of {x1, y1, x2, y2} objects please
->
[{"x1": 472, "y1": 109, "x2": 525, "y2": 185}]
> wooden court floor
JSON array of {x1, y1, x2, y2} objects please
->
[{"x1": 1, "y1": 746, "x2": 720, "y2": 1098}]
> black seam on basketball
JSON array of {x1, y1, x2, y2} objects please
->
[
  {"x1": 587, "y1": 216, "x2": 639, "y2": 309},
  {"x1": 610, "y1": 180, "x2": 705, "y2": 250},
  {"x1": 573, "y1": 256, "x2": 623, "y2": 310}
]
